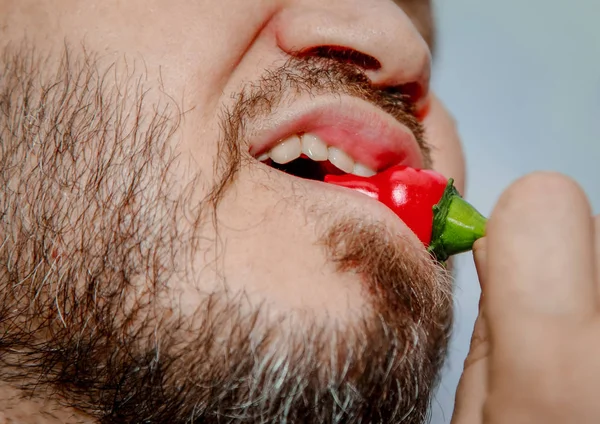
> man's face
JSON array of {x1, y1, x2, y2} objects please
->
[{"x1": 0, "y1": 0, "x2": 464, "y2": 422}]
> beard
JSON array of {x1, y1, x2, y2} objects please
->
[{"x1": 0, "y1": 44, "x2": 452, "y2": 423}]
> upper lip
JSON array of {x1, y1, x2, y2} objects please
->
[{"x1": 248, "y1": 94, "x2": 425, "y2": 171}]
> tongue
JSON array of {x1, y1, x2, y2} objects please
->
[{"x1": 324, "y1": 165, "x2": 448, "y2": 246}]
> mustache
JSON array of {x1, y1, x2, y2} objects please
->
[
  {"x1": 232, "y1": 55, "x2": 426, "y2": 142},
  {"x1": 210, "y1": 55, "x2": 430, "y2": 210}
]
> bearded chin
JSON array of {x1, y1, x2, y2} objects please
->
[
  {"x1": 0, "y1": 44, "x2": 452, "y2": 423},
  {"x1": 0, "y1": 219, "x2": 452, "y2": 424}
]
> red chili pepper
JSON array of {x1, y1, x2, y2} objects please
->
[{"x1": 324, "y1": 165, "x2": 487, "y2": 261}]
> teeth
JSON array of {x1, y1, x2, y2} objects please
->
[
  {"x1": 268, "y1": 135, "x2": 302, "y2": 164},
  {"x1": 352, "y1": 163, "x2": 377, "y2": 177},
  {"x1": 301, "y1": 133, "x2": 329, "y2": 161},
  {"x1": 328, "y1": 147, "x2": 355, "y2": 173},
  {"x1": 261, "y1": 133, "x2": 377, "y2": 177}
]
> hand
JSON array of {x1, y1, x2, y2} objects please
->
[{"x1": 451, "y1": 172, "x2": 600, "y2": 424}]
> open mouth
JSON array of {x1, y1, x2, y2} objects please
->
[
  {"x1": 249, "y1": 98, "x2": 427, "y2": 184},
  {"x1": 257, "y1": 132, "x2": 376, "y2": 181},
  {"x1": 246, "y1": 90, "x2": 434, "y2": 193}
]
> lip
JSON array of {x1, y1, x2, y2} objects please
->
[{"x1": 248, "y1": 95, "x2": 425, "y2": 171}]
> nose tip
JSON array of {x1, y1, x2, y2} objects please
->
[{"x1": 273, "y1": 2, "x2": 431, "y2": 94}]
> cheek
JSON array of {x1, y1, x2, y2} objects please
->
[{"x1": 422, "y1": 94, "x2": 466, "y2": 194}]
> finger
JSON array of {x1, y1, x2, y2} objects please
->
[
  {"x1": 485, "y1": 173, "x2": 596, "y2": 330},
  {"x1": 451, "y1": 311, "x2": 488, "y2": 424},
  {"x1": 473, "y1": 238, "x2": 488, "y2": 288},
  {"x1": 450, "y1": 240, "x2": 489, "y2": 424},
  {"x1": 595, "y1": 215, "x2": 600, "y2": 286}
]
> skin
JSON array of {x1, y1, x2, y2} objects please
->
[
  {"x1": 452, "y1": 174, "x2": 600, "y2": 424},
  {"x1": 0, "y1": 0, "x2": 461, "y2": 423},
  {"x1": 0, "y1": 0, "x2": 464, "y2": 315},
  {"x1": 3, "y1": 1, "x2": 598, "y2": 423}
]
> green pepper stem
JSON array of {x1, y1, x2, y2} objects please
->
[{"x1": 427, "y1": 179, "x2": 487, "y2": 262}]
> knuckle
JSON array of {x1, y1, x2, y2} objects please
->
[
  {"x1": 464, "y1": 339, "x2": 488, "y2": 369},
  {"x1": 464, "y1": 319, "x2": 489, "y2": 368}
]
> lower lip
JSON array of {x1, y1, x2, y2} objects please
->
[{"x1": 305, "y1": 177, "x2": 410, "y2": 229}]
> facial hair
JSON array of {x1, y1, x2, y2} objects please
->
[{"x1": 0, "y1": 44, "x2": 452, "y2": 423}]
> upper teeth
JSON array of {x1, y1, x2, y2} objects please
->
[
  {"x1": 260, "y1": 133, "x2": 376, "y2": 177},
  {"x1": 268, "y1": 134, "x2": 302, "y2": 164},
  {"x1": 301, "y1": 133, "x2": 329, "y2": 161},
  {"x1": 327, "y1": 147, "x2": 354, "y2": 174}
]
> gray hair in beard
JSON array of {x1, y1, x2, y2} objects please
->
[{"x1": 0, "y1": 44, "x2": 452, "y2": 423}]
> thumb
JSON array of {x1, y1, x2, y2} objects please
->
[{"x1": 451, "y1": 238, "x2": 489, "y2": 424}]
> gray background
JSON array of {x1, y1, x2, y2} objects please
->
[{"x1": 430, "y1": 0, "x2": 600, "y2": 422}]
